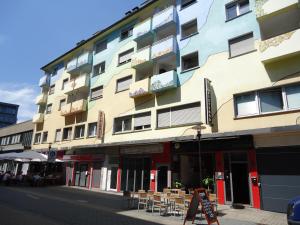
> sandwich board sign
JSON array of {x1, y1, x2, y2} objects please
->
[
  {"x1": 48, "y1": 150, "x2": 57, "y2": 163},
  {"x1": 184, "y1": 188, "x2": 220, "y2": 225}
]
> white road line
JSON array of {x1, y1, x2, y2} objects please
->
[{"x1": 26, "y1": 194, "x2": 40, "y2": 200}]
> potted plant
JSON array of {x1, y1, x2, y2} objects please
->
[{"x1": 202, "y1": 177, "x2": 214, "y2": 192}]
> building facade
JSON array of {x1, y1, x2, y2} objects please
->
[
  {"x1": 0, "y1": 120, "x2": 34, "y2": 153},
  {"x1": 32, "y1": 0, "x2": 300, "y2": 212},
  {"x1": 0, "y1": 102, "x2": 19, "y2": 128}
]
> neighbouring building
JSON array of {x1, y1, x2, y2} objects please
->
[
  {"x1": 32, "y1": 0, "x2": 300, "y2": 213},
  {"x1": 0, "y1": 102, "x2": 19, "y2": 128},
  {"x1": 0, "y1": 120, "x2": 34, "y2": 153}
]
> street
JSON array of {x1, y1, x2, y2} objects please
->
[{"x1": 0, "y1": 186, "x2": 285, "y2": 225}]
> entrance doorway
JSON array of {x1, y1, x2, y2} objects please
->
[
  {"x1": 75, "y1": 163, "x2": 89, "y2": 188},
  {"x1": 224, "y1": 152, "x2": 250, "y2": 205},
  {"x1": 157, "y1": 165, "x2": 168, "y2": 192}
]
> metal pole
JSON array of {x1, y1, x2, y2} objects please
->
[{"x1": 197, "y1": 130, "x2": 202, "y2": 187}]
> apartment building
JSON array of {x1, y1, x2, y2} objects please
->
[
  {"x1": 0, "y1": 120, "x2": 33, "y2": 153},
  {"x1": 0, "y1": 102, "x2": 19, "y2": 128},
  {"x1": 32, "y1": 0, "x2": 300, "y2": 212}
]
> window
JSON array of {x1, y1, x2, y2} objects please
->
[
  {"x1": 74, "y1": 125, "x2": 85, "y2": 139},
  {"x1": 118, "y1": 48, "x2": 134, "y2": 65},
  {"x1": 234, "y1": 84, "x2": 300, "y2": 117},
  {"x1": 11, "y1": 134, "x2": 21, "y2": 144},
  {"x1": 62, "y1": 79, "x2": 69, "y2": 90},
  {"x1": 63, "y1": 127, "x2": 72, "y2": 141},
  {"x1": 95, "y1": 40, "x2": 107, "y2": 54},
  {"x1": 88, "y1": 122, "x2": 97, "y2": 137},
  {"x1": 55, "y1": 129, "x2": 62, "y2": 142},
  {"x1": 182, "y1": 52, "x2": 199, "y2": 71},
  {"x1": 120, "y1": 26, "x2": 133, "y2": 41},
  {"x1": 286, "y1": 85, "x2": 300, "y2": 109},
  {"x1": 229, "y1": 32, "x2": 254, "y2": 58},
  {"x1": 34, "y1": 133, "x2": 41, "y2": 144},
  {"x1": 181, "y1": 19, "x2": 198, "y2": 39},
  {"x1": 157, "y1": 102, "x2": 201, "y2": 128},
  {"x1": 59, "y1": 99, "x2": 66, "y2": 111},
  {"x1": 91, "y1": 86, "x2": 103, "y2": 100},
  {"x1": 133, "y1": 112, "x2": 151, "y2": 130},
  {"x1": 42, "y1": 132, "x2": 48, "y2": 143},
  {"x1": 226, "y1": 0, "x2": 250, "y2": 21},
  {"x1": 235, "y1": 92, "x2": 258, "y2": 116},
  {"x1": 49, "y1": 85, "x2": 55, "y2": 95},
  {"x1": 46, "y1": 104, "x2": 52, "y2": 114},
  {"x1": 1, "y1": 137, "x2": 6, "y2": 146},
  {"x1": 93, "y1": 62, "x2": 105, "y2": 77},
  {"x1": 116, "y1": 76, "x2": 132, "y2": 93},
  {"x1": 181, "y1": 0, "x2": 197, "y2": 9},
  {"x1": 114, "y1": 116, "x2": 132, "y2": 133}
]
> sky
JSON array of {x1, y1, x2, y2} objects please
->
[{"x1": 0, "y1": 0, "x2": 143, "y2": 122}]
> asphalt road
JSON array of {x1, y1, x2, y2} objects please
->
[{"x1": 0, "y1": 186, "x2": 259, "y2": 225}]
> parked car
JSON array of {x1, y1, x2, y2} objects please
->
[{"x1": 287, "y1": 196, "x2": 300, "y2": 225}]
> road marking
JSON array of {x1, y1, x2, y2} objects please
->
[{"x1": 26, "y1": 194, "x2": 40, "y2": 200}]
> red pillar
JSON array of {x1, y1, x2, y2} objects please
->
[
  {"x1": 117, "y1": 157, "x2": 123, "y2": 192},
  {"x1": 215, "y1": 152, "x2": 225, "y2": 205},
  {"x1": 248, "y1": 149, "x2": 261, "y2": 209}
]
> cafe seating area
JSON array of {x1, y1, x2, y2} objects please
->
[{"x1": 124, "y1": 188, "x2": 218, "y2": 220}]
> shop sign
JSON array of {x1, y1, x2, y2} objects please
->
[
  {"x1": 97, "y1": 111, "x2": 105, "y2": 139},
  {"x1": 120, "y1": 144, "x2": 163, "y2": 155}
]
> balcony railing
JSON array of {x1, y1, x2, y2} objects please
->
[
  {"x1": 32, "y1": 113, "x2": 44, "y2": 124},
  {"x1": 35, "y1": 93, "x2": 47, "y2": 105},
  {"x1": 133, "y1": 18, "x2": 153, "y2": 40},
  {"x1": 152, "y1": 5, "x2": 176, "y2": 30},
  {"x1": 64, "y1": 74, "x2": 89, "y2": 95},
  {"x1": 151, "y1": 36, "x2": 177, "y2": 60},
  {"x1": 129, "y1": 78, "x2": 151, "y2": 98},
  {"x1": 256, "y1": 0, "x2": 298, "y2": 18},
  {"x1": 150, "y1": 70, "x2": 178, "y2": 93},
  {"x1": 259, "y1": 28, "x2": 300, "y2": 63},
  {"x1": 61, "y1": 99, "x2": 87, "y2": 116},
  {"x1": 131, "y1": 46, "x2": 152, "y2": 68},
  {"x1": 66, "y1": 52, "x2": 92, "y2": 74},
  {"x1": 39, "y1": 75, "x2": 49, "y2": 87}
]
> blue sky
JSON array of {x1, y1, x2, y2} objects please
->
[{"x1": 0, "y1": 0, "x2": 142, "y2": 121}]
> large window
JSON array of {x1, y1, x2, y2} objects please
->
[
  {"x1": 55, "y1": 129, "x2": 62, "y2": 142},
  {"x1": 74, "y1": 125, "x2": 85, "y2": 139},
  {"x1": 59, "y1": 99, "x2": 66, "y2": 111},
  {"x1": 118, "y1": 49, "x2": 134, "y2": 65},
  {"x1": 46, "y1": 104, "x2": 52, "y2": 114},
  {"x1": 226, "y1": 0, "x2": 250, "y2": 21},
  {"x1": 114, "y1": 112, "x2": 152, "y2": 133},
  {"x1": 63, "y1": 127, "x2": 72, "y2": 141},
  {"x1": 229, "y1": 32, "x2": 254, "y2": 58},
  {"x1": 234, "y1": 83, "x2": 300, "y2": 117},
  {"x1": 116, "y1": 76, "x2": 132, "y2": 93},
  {"x1": 62, "y1": 79, "x2": 69, "y2": 90},
  {"x1": 181, "y1": 19, "x2": 198, "y2": 39},
  {"x1": 120, "y1": 26, "x2": 133, "y2": 41},
  {"x1": 182, "y1": 52, "x2": 199, "y2": 72},
  {"x1": 181, "y1": 0, "x2": 197, "y2": 9},
  {"x1": 34, "y1": 133, "x2": 41, "y2": 144},
  {"x1": 42, "y1": 132, "x2": 48, "y2": 144},
  {"x1": 88, "y1": 122, "x2": 97, "y2": 137},
  {"x1": 93, "y1": 61, "x2": 105, "y2": 77},
  {"x1": 95, "y1": 40, "x2": 107, "y2": 54},
  {"x1": 157, "y1": 102, "x2": 201, "y2": 128},
  {"x1": 91, "y1": 86, "x2": 103, "y2": 100},
  {"x1": 114, "y1": 116, "x2": 132, "y2": 133},
  {"x1": 11, "y1": 134, "x2": 21, "y2": 144},
  {"x1": 49, "y1": 85, "x2": 55, "y2": 95}
]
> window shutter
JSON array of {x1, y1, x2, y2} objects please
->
[
  {"x1": 117, "y1": 76, "x2": 132, "y2": 92},
  {"x1": 157, "y1": 109, "x2": 171, "y2": 128},
  {"x1": 134, "y1": 113, "x2": 151, "y2": 127},
  {"x1": 119, "y1": 49, "x2": 134, "y2": 64},
  {"x1": 97, "y1": 111, "x2": 105, "y2": 139},
  {"x1": 229, "y1": 33, "x2": 254, "y2": 57},
  {"x1": 91, "y1": 86, "x2": 103, "y2": 99},
  {"x1": 171, "y1": 103, "x2": 201, "y2": 126}
]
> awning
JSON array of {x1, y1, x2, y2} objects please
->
[{"x1": 0, "y1": 150, "x2": 48, "y2": 162}]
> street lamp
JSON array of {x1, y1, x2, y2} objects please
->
[{"x1": 192, "y1": 123, "x2": 205, "y2": 187}]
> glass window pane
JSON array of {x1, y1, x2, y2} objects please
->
[
  {"x1": 286, "y1": 85, "x2": 300, "y2": 109},
  {"x1": 226, "y1": 4, "x2": 237, "y2": 20},
  {"x1": 239, "y1": 0, "x2": 250, "y2": 15},
  {"x1": 235, "y1": 93, "x2": 258, "y2": 116},
  {"x1": 260, "y1": 89, "x2": 283, "y2": 113}
]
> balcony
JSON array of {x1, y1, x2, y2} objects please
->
[
  {"x1": 64, "y1": 74, "x2": 89, "y2": 95},
  {"x1": 133, "y1": 18, "x2": 153, "y2": 40},
  {"x1": 35, "y1": 93, "x2": 47, "y2": 105},
  {"x1": 150, "y1": 70, "x2": 178, "y2": 93},
  {"x1": 131, "y1": 46, "x2": 152, "y2": 68},
  {"x1": 152, "y1": 5, "x2": 176, "y2": 30},
  {"x1": 61, "y1": 99, "x2": 87, "y2": 116},
  {"x1": 39, "y1": 75, "x2": 49, "y2": 87},
  {"x1": 129, "y1": 78, "x2": 151, "y2": 98},
  {"x1": 32, "y1": 113, "x2": 44, "y2": 124},
  {"x1": 259, "y1": 29, "x2": 300, "y2": 64},
  {"x1": 66, "y1": 52, "x2": 92, "y2": 74},
  {"x1": 151, "y1": 36, "x2": 177, "y2": 60},
  {"x1": 256, "y1": 0, "x2": 298, "y2": 18}
]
